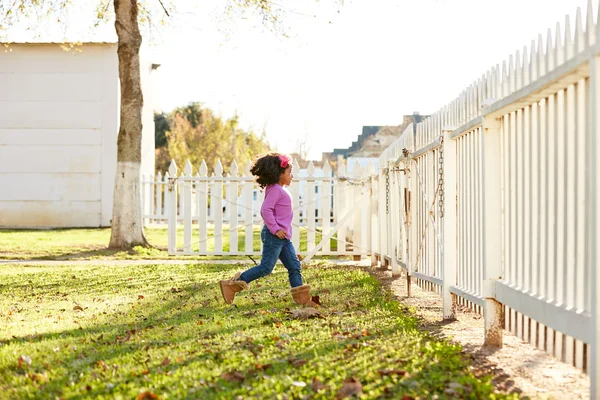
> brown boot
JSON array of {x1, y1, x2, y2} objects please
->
[
  {"x1": 290, "y1": 284, "x2": 318, "y2": 307},
  {"x1": 219, "y1": 272, "x2": 249, "y2": 304}
]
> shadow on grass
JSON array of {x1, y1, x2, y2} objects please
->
[
  {"x1": 369, "y1": 268, "x2": 526, "y2": 398},
  {"x1": 1, "y1": 266, "x2": 518, "y2": 399}
]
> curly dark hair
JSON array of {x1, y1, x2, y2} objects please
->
[{"x1": 250, "y1": 152, "x2": 288, "y2": 189}]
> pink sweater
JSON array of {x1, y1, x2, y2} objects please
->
[{"x1": 261, "y1": 184, "x2": 293, "y2": 239}]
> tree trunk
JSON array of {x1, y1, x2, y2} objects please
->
[{"x1": 109, "y1": 0, "x2": 149, "y2": 249}]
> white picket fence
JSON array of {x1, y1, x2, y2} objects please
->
[
  {"x1": 159, "y1": 1, "x2": 600, "y2": 395},
  {"x1": 156, "y1": 158, "x2": 374, "y2": 257},
  {"x1": 369, "y1": 1, "x2": 600, "y2": 397}
]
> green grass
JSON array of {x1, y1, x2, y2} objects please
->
[
  {"x1": 0, "y1": 227, "x2": 339, "y2": 261},
  {"x1": 0, "y1": 262, "x2": 519, "y2": 399}
]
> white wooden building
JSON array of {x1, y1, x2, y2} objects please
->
[{"x1": 0, "y1": 42, "x2": 157, "y2": 228}]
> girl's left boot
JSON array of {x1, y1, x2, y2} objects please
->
[
  {"x1": 290, "y1": 284, "x2": 318, "y2": 307},
  {"x1": 219, "y1": 272, "x2": 249, "y2": 304}
]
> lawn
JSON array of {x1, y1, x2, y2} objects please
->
[
  {"x1": 0, "y1": 227, "x2": 338, "y2": 261},
  {"x1": 0, "y1": 262, "x2": 519, "y2": 399}
]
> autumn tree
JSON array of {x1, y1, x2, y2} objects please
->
[
  {"x1": 156, "y1": 103, "x2": 270, "y2": 174},
  {"x1": 0, "y1": 0, "x2": 320, "y2": 249}
]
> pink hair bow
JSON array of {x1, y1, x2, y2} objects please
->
[{"x1": 279, "y1": 154, "x2": 291, "y2": 168}]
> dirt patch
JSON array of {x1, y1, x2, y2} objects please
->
[{"x1": 370, "y1": 269, "x2": 590, "y2": 400}]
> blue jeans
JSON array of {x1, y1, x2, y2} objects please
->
[{"x1": 239, "y1": 226, "x2": 304, "y2": 288}]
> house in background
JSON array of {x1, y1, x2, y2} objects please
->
[
  {"x1": 0, "y1": 42, "x2": 158, "y2": 228},
  {"x1": 321, "y1": 112, "x2": 429, "y2": 167}
]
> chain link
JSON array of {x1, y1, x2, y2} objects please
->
[
  {"x1": 438, "y1": 136, "x2": 445, "y2": 218},
  {"x1": 385, "y1": 166, "x2": 390, "y2": 214}
]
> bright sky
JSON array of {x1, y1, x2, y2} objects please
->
[
  {"x1": 152, "y1": 0, "x2": 590, "y2": 159},
  {"x1": 6, "y1": 0, "x2": 592, "y2": 159}
]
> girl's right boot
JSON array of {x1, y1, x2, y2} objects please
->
[
  {"x1": 290, "y1": 284, "x2": 318, "y2": 307},
  {"x1": 219, "y1": 272, "x2": 249, "y2": 304}
]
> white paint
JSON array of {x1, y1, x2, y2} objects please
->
[{"x1": 0, "y1": 43, "x2": 157, "y2": 228}]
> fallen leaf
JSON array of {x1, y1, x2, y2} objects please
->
[
  {"x1": 336, "y1": 377, "x2": 362, "y2": 399},
  {"x1": 291, "y1": 381, "x2": 306, "y2": 387},
  {"x1": 202, "y1": 300, "x2": 211, "y2": 307},
  {"x1": 378, "y1": 369, "x2": 407, "y2": 376},
  {"x1": 311, "y1": 295, "x2": 322, "y2": 306},
  {"x1": 73, "y1": 305, "x2": 84, "y2": 312},
  {"x1": 290, "y1": 308, "x2": 322, "y2": 320},
  {"x1": 161, "y1": 357, "x2": 170, "y2": 367},
  {"x1": 28, "y1": 372, "x2": 47, "y2": 383},
  {"x1": 288, "y1": 357, "x2": 307, "y2": 367},
  {"x1": 221, "y1": 371, "x2": 245, "y2": 383},
  {"x1": 254, "y1": 363, "x2": 272, "y2": 371},
  {"x1": 137, "y1": 392, "x2": 159, "y2": 400},
  {"x1": 17, "y1": 355, "x2": 32, "y2": 368},
  {"x1": 138, "y1": 295, "x2": 145, "y2": 300},
  {"x1": 311, "y1": 377, "x2": 327, "y2": 392}
]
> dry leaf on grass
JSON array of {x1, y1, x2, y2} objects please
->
[
  {"x1": 290, "y1": 307, "x2": 322, "y2": 319},
  {"x1": 377, "y1": 369, "x2": 407, "y2": 376},
  {"x1": 311, "y1": 377, "x2": 327, "y2": 391},
  {"x1": 335, "y1": 377, "x2": 362, "y2": 398},
  {"x1": 137, "y1": 391, "x2": 159, "y2": 400},
  {"x1": 221, "y1": 371, "x2": 245, "y2": 383},
  {"x1": 17, "y1": 355, "x2": 32, "y2": 368},
  {"x1": 288, "y1": 357, "x2": 307, "y2": 367},
  {"x1": 73, "y1": 305, "x2": 84, "y2": 312}
]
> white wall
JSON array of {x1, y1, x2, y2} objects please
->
[{"x1": 0, "y1": 43, "x2": 156, "y2": 228}]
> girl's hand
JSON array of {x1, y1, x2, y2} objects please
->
[{"x1": 275, "y1": 230, "x2": 287, "y2": 239}]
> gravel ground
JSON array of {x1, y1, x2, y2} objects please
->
[{"x1": 370, "y1": 269, "x2": 590, "y2": 400}]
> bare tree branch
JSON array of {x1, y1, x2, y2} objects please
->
[{"x1": 157, "y1": 0, "x2": 169, "y2": 17}]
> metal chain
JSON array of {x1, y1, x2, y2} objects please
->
[
  {"x1": 438, "y1": 136, "x2": 445, "y2": 218},
  {"x1": 385, "y1": 167, "x2": 390, "y2": 214}
]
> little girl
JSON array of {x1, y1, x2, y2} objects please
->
[{"x1": 219, "y1": 153, "x2": 317, "y2": 307}]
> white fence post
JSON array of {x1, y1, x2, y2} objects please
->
[
  {"x1": 370, "y1": 162, "x2": 378, "y2": 266},
  {"x1": 482, "y1": 116, "x2": 504, "y2": 347},
  {"x1": 198, "y1": 160, "x2": 208, "y2": 253},
  {"x1": 337, "y1": 161, "x2": 347, "y2": 254},
  {"x1": 366, "y1": 161, "x2": 375, "y2": 263},
  {"x1": 589, "y1": 50, "x2": 600, "y2": 398},
  {"x1": 390, "y1": 161, "x2": 401, "y2": 276},
  {"x1": 183, "y1": 160, "x2": 193, "y2": 254},
  {"x1": 442, "y1": 130, "x2": 457, "y2": 320},
  {"x1": 352, "y1": 161, "x2": 362, "y2": 259},
  {"x1": 213, "y1": 160, "x2": 224, "y2": 253},
  {"x1": 230, "y1": 161, "x2": 239, "y2": 254},
  {"x1": 291, "y1": 159, "x2": 301, "y2": 251},
  {"x1": 321, "y1": 160, "x2": 332, "y2": 253},
  {"x1": 243, "y1": 161, "x2": 254, "y2": 254},
  {"x1": 306, "y1": 161, "x2": 316, "y2": 251},
  {"x1": 167, "y1": 160, "x2": 178, "y2": 255}
]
